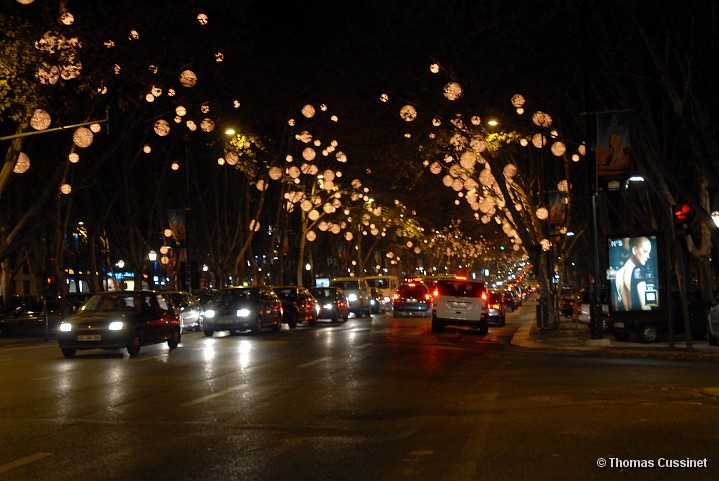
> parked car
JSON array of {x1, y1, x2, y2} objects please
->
[
  {"x1": 0, "y1": 300, "x2": 67, "y2": 337},
  {"x1": 309, "y1": 286, "x2": 350, "y2": 323},
  {"x1": 558, "y1": 286, "x2": 581, "y2": 317},
  {"x1": 392, "y1": 282, "x2": 432, "y2": 317},
  {"x1": 203, "y1": 286, "x2": 282, "y2": 336},
  {"x1": 329, "y1": 277, "x2": 372, "y2": 317},
  {"x1": 502, "y1": 290, "x2": 519, "y2": 313},
  {"x1": 487, "y1": 291, "x2": 506, "y2": 326},
  {"x1": 572, "y1": 288, "x2": 610, "y2": 330},
  {"x1": 273, "y1": 286, "x2": 318, "y2": 327},
  {"x1": 163, "y1": 291, "x2": 204, "y2": 332},
  {"x1": 57, "y1": 291, "x2": 181, "y2": 358},
  {"x1": 431, "y1": 277, "x2": 489, "y2": 334}
]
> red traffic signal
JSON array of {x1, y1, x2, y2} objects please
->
[{"x1": 674, "y1": 204, "x2": 691, "y2": 221}]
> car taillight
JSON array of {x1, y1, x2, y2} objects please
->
[
  {"x1": 425, "y1": 293, "x2": 432, "y2": 301},
  {"x1": 481, "y1": 291, "x2": 488, "y2": 301}
]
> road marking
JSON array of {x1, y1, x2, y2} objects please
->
[
  {"x1": 0, "y1": 452, "x2": 53, "y2": 474},
  {"x1": 297, "y1": 356, "x2": 331, "y2": 368},
  {"x1": 179, "y1": 384, "x2": 248, "y2": 407}
]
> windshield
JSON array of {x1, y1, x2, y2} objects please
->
[
  {"x1": 332, "y1": 281, "x2": 358, "y2": 291},
  {"x1": 435, "y1": 281, "x2": 486, "y2": 298}
]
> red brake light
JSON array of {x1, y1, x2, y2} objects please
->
[
  {"x1": 425, "y1": 293, "x2": 432, "y2": 301},
  {"x1": 408, "y1": 282, "x2": 416, "y2": 287},
  {"x1": 456, "y1": 275, "x2": 467, "y2": 280},
  {"x1": 481, "y1": 291, "x2": 488, "y2": 301},
  {"x1": 432, "y1": 289, "x2": 439, "y2": 297}
]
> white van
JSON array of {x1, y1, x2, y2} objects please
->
[{"x1": 365, "y1": 275, "x2": 400, "y2": 313}]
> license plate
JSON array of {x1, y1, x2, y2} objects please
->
[
  {"x1": 613, "y1": 322, "x2": 624, "y2": 329},
  {"x1": 449, "y1": 301, "x2": 470, "y2": 309},
  {"x1": 78, "y1": 334, "x2": 101, "y2": 341}
]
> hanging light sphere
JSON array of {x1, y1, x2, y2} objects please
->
[
  {"x1": 256, "y1": 179, "x2": 268, "y2": 191},
  {"x1": 400, "y1": 105, "x2": 417, "y2": 122},
  {"x1": 268, "y1": 166, "x2": 283, "y2": 180},
  {"x1": 14, "y1": 152, "x2": 31, "y2": 174},
  {"x1": 200, "y1": 118, "x2": 215, "y2": 132},
  {"x1": 536, "y1": 207, "x2": 549, "y2": 220},
  {"x1": 197, "y1": 13, "x2": 209, "y2": 25},
  {"x1": 429, "y1": 161, "x2": 442, "y2": 175},
  {"x1": 176, "y1": 106, "x2": 187, "y2": 116},
  {"x1": 72, "y1": 127, "x2": 93, "y2": 148},
  {"x1": 308, "y1": 210, "x2": 320, "y2": 221},
  {"x1": 551, "y1": 141, "x2": 566, "y2": 156},
  {"x1": 511, "y1": 93, "x2": 525, "y2": 108},
  {"x1": 179, "y1": 69, "x2": 198, "y2": 87},
  {"x1": 306, "y1": 230, "x2": 317, "y2": 242},
  {"x1": 29, "y1": 109, "x2": 51, "y2": 130},
  {"x1": 90, "y1": 123, "x2": 102, "y2": 133},
  {"x1": 531, "y1": 133, "x2": 546, "y2": 148},
  {"x1": 161, "y1": 256, "x2": 169, "y2": 265},
  {"x1": 225, "y1": 151, "x2": 239, "y2": 166},
  {"x1": 249, "y1": 219, "x2": 260, "y2": 232},
  {"x1": 60, "y1": 183, "x2": 72, "y2": 195},
  {"x1": 68, "y1": 152, "x2": 79, "y2": 163},
  {"x1": 344, "y1": 232, "x2": 353, "y2": 241},
  {"x1": 154, "y1": 119, "x2": 171, "y2": 136},
  {"x1": 532, "y1": 111, "x2": 552, "y2": 127},
  {"x1": 302, "y1": 147, "x2": 316, "y2": 161},
  {"x1": 143, "y1": 144, "x2": 152, "y2": 153},
  {"x1": 443, "y1": 82, "x2": 462, "y2": 101},
  {"x1": 171, "y1": 162, "x2": 180, "y2": 170},
  {"x1": 301, "y1": 104, "x2": 316, "y2": 118}
]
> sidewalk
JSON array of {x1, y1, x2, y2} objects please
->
[{"x1": 511, "y1": 298, "x2": 719, "y2": 362}]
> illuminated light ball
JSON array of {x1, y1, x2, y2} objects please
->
[
  {"x1": 531, "y1": 133, "x2": 546, "y2": 148},
  {"x1": 249, "y1": 219, "x2": 260, "y2": 232},
  {"x1": 430, "y1": 63, "x2": 440, "y2": 73},
  {"x1": 167, "y1": 88, "x2": 176, "y2": 96},
  {"x1": 503, "y1": 163, "x2": 518, "y2": 178},
  {"x1": 154, "y1": 119, "x2": 171, "y2": 136},
  {"x1": 572, "y1": 154, "x2": 580, "y2": 162},
  {"x1": 464, "y1": 178, "x2": 478, "y2": 191},
  {"x1": 171, "y1": 162, "x2": 180, "y2": 170},
  {"x1": 287, "y1": 166, "x2": 300, "y2": 178},
  {"x1": 301, "y1": 104, "x2": 316, "y2": 118},
  {"x1": 550, "y1": 140, "x2": 567, "y2": 157},
  {"x1": 578, "y1": 143, "x2": 586, "y2": 156},
  {"x1": 73, "y1": 127, "x2": 93, "y2": 148},
  {"x1": 471, "y1": 116, "x2": 481, "y2": 126},
  {"x1": 143, "y1": 144, "x2": 152, "y2": 153},
  {"x1": 479, "y1": 167, "x2": 495, "y2": 187},
  {"x1": 414, "y1": 247, "x2": 421, "y2": 254},
  {"x1": 179, "y1": 69, "x2": 197, "y2": 87},
  {"x1": 217, "y1": 157, "x2": 225, "y2": 165},
  {"x1": 441, "y1": 175, "x2": 453, "y2": 187},
  {"x1": 268, "y1": 166, "x2": 283, "y2": 180},
  {"x1": 175, "y1": 106, "x2": 187, "y2": 117},
  {"x1": 300, "y1": 199, "x2": 313, "y2": 212},
  {"x1": 174, "y1": 116, "x2": 182, "y2": 123},
  {"x1": 454, "y1": 199, "x2": 461, "y2": 205},
  {"x1": 302, "y1": 147, "x2": 316, "y2": 161},
  {"x1": 306, "y1": 231, "x2": 317, "y2": 242},
  {"x1": 14, "y1": 152, "x2": 30, "y2": 173},
  {"x1": 323, "y1": 179, "x2": 334, "y2": 190},
  {"x1": 406, "y1": 241, "x2": 413, "y2": 248},
  {"x1": 225, "y1": 151, "x2": 239, "y2": 166},
  {"x1": 429, "y1": 161, "x2": 442, "y2": 175},
  {"x1": 516, "y1": 107, "x2": 525, "y2": 115},
  {"x1": 185, "y1": 120, "x2": 197, "y2": 131},
  {"x1": 90, "y1": 123, "x2": 102, "y2": 133},
  {"x1": 557, "y1": 179, "x2": 569, "y2": 192},
  {"x1": 164, "y1": 229, "x2": 173, "y2": 238},
  {"x1": 451, "y1": 178, "x2": 463, "y2": 191},
  {"x1": 470, "y1": 135, "x2": 488, "y2": 153},
  {"x1": 161, "y1": 256, "x2": 169, "y2": 265},
  {"x1": 197, "y1": 13, "x2": 209, "y2": 25},
  {"x1": 113, "y1": 64, "x2": 121, "y2": 75},
  {"x1": 540, "y1": 238, "x2": 551, "y2": 251},
  {"x1": 256, "y1": 179, "x2": 268, "y2": 191},
  {"x1": 511, "y1": 93, "x2": 525, "y2": 108},
  {"x1": 459, "y1": 151, "x2": 476, "y2": 170},
  {"x1": 481, "y1": 215, "x2": 490, "y2": 224},
  {"x1": 443, "y1": 82, "x2": 462, "y2": 101},
  {"x1": 550, "y1": 129, "x2": 559, "y2": 138},
  {"x1": 323, "y1": 169, "x2": 335, "y2": 181},
  {"x1": 379, "y1": 93, "x2": 389, "y2": 103},
  {"x1": 288, "y1": 118, "x2": 296, "y2": 127},
  {"x1": 97, "y1": 85, "x2": 108, "y2": 95},
  {"x1": 215, "y1": 52, "x2": 224, "y2": 62},
  {"x1": 200, "y1": 118, "x2": 215, "y2": 132},
  {"x1": 322, "y1": 203, "x2": 334, "y2": 214},
  {"x1": 145, "y1": 93, "x2": 155, "y2": 102},
  {"x1": 104, "y1": 40, "x2": 114, "y2": 48},
  {"x1": 233, "y1": 100, "x2": 241, "y2": 108},
  {"x1": 17, "y1": 0, "x2": 36, "y2": 4},
  {"x1": 344, "y1": 232, "x2": 353, "y2": 241},
  {"x1": 148, "y1": 64, "x2": 158, "y2": 74},
  {"x1": 514, "y1": 203, "x2": 523, "y2": 212},
  {"x1": 129, "y1": 29, "x2": 140, "y2": 40},
  {"x1": 68, "y1": 152, "x2": 79, "y2": 163},
  {"x1": 399, "y1": 105, "x2": 417, "y2": 122},
  {"x1": 536, "y1": 207, "x2": 549, "y2": 220},
  {"x1": 330, "y1": 224, "x2": 341, "y2": 234},
  {"x1": 201, "y1": 104, "x2": 210, "y2": 114},
  {"x1": 336, "y1": 151, "x2": 347, "y2": 163},
  {"x1": 60, "y1": 183, "x2": 72, "y2": 194},
  {"x1": 151, "y1": 85, "x2": 162, "y2": 97},
  {"x1": 532, "y1": 111, "x2": 552, "y2": 127},
  {"x1": 330, "y1": 115, "x2": 338, "y2": 122},
  {"x1": 313, "y1": 139, "x2": 321, "y2": 147},
  {"x1": 519, "y1": 138, "x2": 529, "y2": 147},
  {"x1": 300, "y1": 163, "x2": 312, "y2": 174},
  {"x1": 309, "y1": 210, "x2": 320, "y2": 221},
  {"x1": 30, "y1": 109, "x2": 51, "y2": 130}
]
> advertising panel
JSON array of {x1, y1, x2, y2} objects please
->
[{"x1": 606, "y1": 235, "x2": 661, "y2": 313}]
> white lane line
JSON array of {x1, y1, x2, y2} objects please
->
[
  {"x1": 0, "y1": 452, "x2": 53, "y2": 474},
  {"x1": 297, "y1": 356, "x2": 331, "y2": 368},
  {"x1": 179, "y1": 384, "x2": 248, "y2": 407}
]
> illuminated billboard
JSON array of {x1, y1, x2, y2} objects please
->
[{"x1": 606, "y1": 235, "x2": 661, "y2": 312}]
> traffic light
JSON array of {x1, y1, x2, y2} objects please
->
[
  {"x1": 674, "y1": 203, "x2": 691, "y2": 221},
  {"x1": 673, "y1": 203, "x2": 694, "y2": 237}
]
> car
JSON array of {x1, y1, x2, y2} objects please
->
[
  {"x1": 329, "y1": 277, "x2": 372, "y2": 318},
  {"x1": 309, "y1": 286, "x2": 350, "y2": 323},
  {"x1": 57, "y1": 291, "x2": 181, "y2": 358},
  {"x1": 365, "y1": 275, "x2": 400, "y2": 313},
  {"x1": 202, "y1": 286, "x2": 282, "y2": 336},
  {"x1": 273, "y1": 286, "x2": 318, "y2": 327},
  {"x1": 487, "y1": 291, "x2": 506, "y2": 326},
  {"x1": 392, "y1": 282, "x2": 432, "y2": 317},
  {"x1": 572, "y1": 288, "x2": 610, "y2": 330},
  {"x1": 558, "y1": 286, "x2": 580, "y2": 317},
  {"x1": 163, "y1": 291, "x2": 204, "y2": 332},
  {"x1": 501, "y1": 290, "x2": 519, "y2": 312},
  {"x1": 431, "y1": 277, "x2": 490, "y2": 334},
  {"x1": 63, "y1": 292, "x2": 94, "y2": 313},
  {"x1": 0, "y1": 300, "x2": 67, "y2": 337}
]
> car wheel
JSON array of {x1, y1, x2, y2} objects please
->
[
  {"x1": 478, "y1": 323, "x2": 489, "y2": 335},
  {"x1": 342, "y1": 312, "x2": 349, "y2": 322},
  {"x1": 639, "y1": 324, "x2": 658, "y2": 343},
  {"x1": 167, "y1": 329, "x2": 180, "y2": 350},
  {"x1": 61, "y1": 348, "x2": 76, "y2": 358},
  {"x1": 127, "y1": 334, "x2": 142, "y2": 357},
  {"x1": 431, "y1": 317, "x2": 444, "y2": 332},
  {"x1": 203, "y1": 329, "x2": 214, "y2": 337},
  {"x1": 309, "y1": 312, "x2": 317, "y2": 326},
  {"x1": 288, "y1": 312, "x2": 298, "y2": 328}
]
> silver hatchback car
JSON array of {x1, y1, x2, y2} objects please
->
[{"x1": 431, "y1": 277, "x2": 489, "y2": 334}]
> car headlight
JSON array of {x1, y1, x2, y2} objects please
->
[
  {"x1": 237, "y1": 308, "x2": 251, "y2": 317},
  {"x1": 323, "y1": 303, "x2": 334, "y2": 310},
  {"x1": 108, "y1": 321, "x2": 124, "y2": 330},
  {"x1": 204, "y1": 309, "x2": 215, "y2": 318},
  {"x1": 348, "y1": 294, "x2": 358, "y2": 302},
  {"x1": 60, "y1": 322, "x2": 72, "y2": 332}
]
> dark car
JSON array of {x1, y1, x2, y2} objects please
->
[
  {"x1": 502, "y1": 290, "x2": 519, "y2": 312},
  {"x1": 273, "y1": 286, "x2": 318, "y2": 328},
  {"x1": 164, "y1": 291, "x2": 204, "y2": 332},
  {"x1": 0, "y1": 300, "x2": 67, "y2": 337},
  {"x1": 203, "y1": 286, "x2": 282, "y2": 336},
  {"x1": 487, "y1": 291, "x2": 506, "y2": 326},
  {"x1": 309, "y1": 286, "x2": 350, "y2": 323},
  {"x1": 392, "y1": 282, "x2": 432, "y2": 318},
  {"x1": 57, "y1": 291, "x2": 181, "y2": 358}
]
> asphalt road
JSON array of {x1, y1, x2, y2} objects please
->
[{"x1": 1, "y1": 306, "x2": 717, "y2": 481}]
